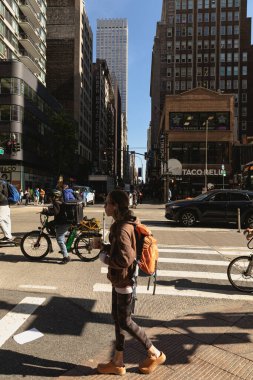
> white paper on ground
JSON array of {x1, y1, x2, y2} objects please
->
[{"x1": 13, "y1": 328, "x2": 44, "y2": 344}]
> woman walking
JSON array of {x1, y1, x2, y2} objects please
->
[{"x1": 97, "y1": 189, "x2": 166, "y2": 375}]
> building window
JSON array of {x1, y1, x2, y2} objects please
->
[
  {"x1": 175, "y1": 68, "x2": 180, "y2": 77},
  {"x1": 176, "y1": 41, "x2": 180, "y2": 50},
  {"x1": 198, "y1": 13, "x2": 203, "y2": 23},
  {"x1": 181, "y1": 67, "x2": 186, "y2": 77},
  {"x1": 234, "y1": 52, "x2": 238, "y2": 62},
  {"x1": 181, "y1": 82, "x2": 186, "y2": 91},
  {"x1": 181, "y1": 41, "x2": 186, "y2": 49},
  {"x1": 188, "y1": 41, "x2": 192, "y2": 50},
  {"x1": 220, "y1": 80, "x2": 225, "y2": 89},
  {"x1": 227, "y1": 39, "x2": 232, "y2": 48},
  {"x1": 187, "y1": 54, "x2": 192, "y2": 63},
  {"x1": 234, "y1": 39, "x2": 239, "y2": 48},
  {"x1": 233, "y1": 80, "x2": 238, "y2": 89},
  {"x1": 198, "y1": 27, "x2": 202, "y2": 36},
  {"x1": 226, "y1": 80, "x2": 232, "y2": 89},
  {"x1": 187, "y1": 81, "x2": 192, "y2": 89},
  {"x1": 181, "y1": 54, "x2": 186, "y2": 63},
  {"x1": 220, "y1": 26, "x2": 226, "y2": 35},
  {"x1": 220, "y1": 67, "x2": 225, "y2": 76},
  {"x1": 234, "y1": 25, "x2": 239, "y2": 35},
  {"x1": 221, "y1": 0, "x2": 226, "y2": 7},
  {"x1": 221, "y1": 39, "x2": 226, "y2": 48},
  {"x1": 175, "y1": 55, "x2": 180, "y2": 63},
  {"x1": 242, "y1": 93, "x2": 247, "y2": 102},
  {"x1": 242, "y1": 66, "x2": 247, "y2": 75},
  {"x1": 167, "y1": 28, "x2": 173, "y2": 37},
  {"x1": 242, "y1": 121, "x2": 247, "y2": 131},
  {"x1": 198, "y1": 0, "x2": 203, "y2": 9},
  {"x1": 197, "y1": 67, "x2": 202, "y2": 76},
  {"x1": 242, "y1": 80, "x2": 247, "y2": 89},
  {"x1": 167, "y1": 68, "x2": 172, "y2": 77},
  {"x1": 188, "y1": 0, "x2": 193, "y2": 9},
  {"x1": 242, "y1": 107, "x2": 247, "y2": 117},
  {"x1": 188, "y1": 27, "x2": 193, "y2": 36},
  {"x1": 187, "y1": 67, "x2": 192, "y2": 76},
  {"x1": 227, "y1": 53, "x2": 232, "y2": 62},
  {"x1": 167, "y1": 54, "x2": 172, "y2": 63},
  {"x1": 242, "y1": 52, "x2": 248, "y2": 62},
  {"x1": 197, "y1": 54, "x2": 202, "y2": 63},
  {"x1": 226, "y1": 67, "x2": 232, "y2": 76},
  {"x1": 198, "y1": 40, "x2": 203, "y2": 49},
  {"x1": 220, "y1": 53, "x2": 225, "y2": 62}
]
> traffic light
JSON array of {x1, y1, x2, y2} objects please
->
[
  {"x1": 5, "y1": 140, "x2": 12, "y2": 155},
  {"x1": 10, "y1": 141, "x2": 21, "y2": 152}
]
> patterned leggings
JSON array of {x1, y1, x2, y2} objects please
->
[{"x1": 112, "y1": 287, "x2": 152, "y2": 351}]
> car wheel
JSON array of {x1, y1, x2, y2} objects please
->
[
  {"x1": 244, "y1": 214, "x2": 253, "y2": 228},
  {"x1": 180, "y1": 211, "x2": 196, "y2": 227}
]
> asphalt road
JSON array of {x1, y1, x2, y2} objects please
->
[{"x1": 0, "y1": 202, "x2": 252, "y2": 379}]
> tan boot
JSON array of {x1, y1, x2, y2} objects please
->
[
  {"x1": 139, "y1": 352, "x2": 166, "y2": 374},
  {"x1": 97, "y1": 361, "x2": 126, "y2": 375}
]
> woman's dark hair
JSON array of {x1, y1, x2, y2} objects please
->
[{"x1": 108, "y1": 190, "x2": 134, "y2": 220}]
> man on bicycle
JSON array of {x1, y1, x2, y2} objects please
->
[{"x1": 42, "y1": 189, "x2": 71, "y2": 264}]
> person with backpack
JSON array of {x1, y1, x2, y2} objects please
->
[
  {"x1": 96, "y1": 189, "x2": 166, "y2": 376},
  {"x1": 62, "y1": 183, "x2": 75, "y2": 202},
  {"x1": 42, "y1": 189, "x2": 71, "y2": 264},
  {"x1": 0, "y1": 179, "x2": 13, "y2": 242}
]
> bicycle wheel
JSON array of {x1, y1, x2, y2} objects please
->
[
  {"x1": 74, "y1": 233, "x2": 100, "y2": 262},
  {"x1": 227, "y1": 256, "x2": 253, "y2": 293},
  {"x1": 20, "y1": 231, "x2": 51, "y2": 260}
]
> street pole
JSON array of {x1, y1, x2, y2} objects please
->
[{"x1": 205, "y1": 119, "x2": 208, "y2": 192}]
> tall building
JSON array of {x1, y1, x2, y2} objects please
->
[
  {"x1": 46, "y1": 0, "x2": 93, "y2": 179},
  {"x1": 0, "y1": 0, "x2": 47, "y2": 85},
  {"x1": 150, "y1": 0, "x2": 253, "y2": 147},
  {"x1": 96, "y1": 19, "x2": 128, "y2": 118}
]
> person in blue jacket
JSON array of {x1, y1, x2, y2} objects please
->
[{"x1": 62, "y1": 184, "x2": 75, "y2": 202}]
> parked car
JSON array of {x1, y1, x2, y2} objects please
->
[
  {"x1": 165, "y1": 189, "x2": 253, "y2": 227},
  {"x1": 73, "y1": 185, "x2": 95, "y2": 207}
]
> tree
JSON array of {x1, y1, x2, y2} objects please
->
[{"x1": 49, "y1": 111, "x2": 78, "y2": 177}]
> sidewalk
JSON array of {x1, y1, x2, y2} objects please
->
[{"x1": 59, "y1": 300, "x2": 253, "y2": 380}]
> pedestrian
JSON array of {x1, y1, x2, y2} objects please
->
[
  {"x1": 34, "y1": 187, "x2": 40, "y2": 205},
  {"x1": 168, "y1": 188, "x2": 172, "y2": 202},
  {"x1": 62, "y1": 183, "x2": 75, "y2": 201},
  {"x1": 42, "y1": 189, "x2": 71, "y2": 264},
  {"x1": 40, "y1": 188, "x2": 45, "y2": 204},
  {"x1": 97, "y1": 189, "x2": 166, "y2": 375},
  {"x1": 24, "y1": 189, "x2": 30, "y2": 206},
  {"x1": 0, "y1": 180, "x2": 13, "y2": 242},
  {"x1": 18, "y1": 189, "x2": 23, "y2": 205}
]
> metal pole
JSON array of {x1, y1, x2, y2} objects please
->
[
  {"x1": 102, "y1": 212, "x2": 105, "y2": 241},
  {"x1": 205, "y1": 120, "x2": 208, "y2": 191},
  {"x1": 237, "y1": 208, "x2": 241, "y2": 233}
]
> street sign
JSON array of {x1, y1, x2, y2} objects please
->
[{"x1": 0, "y1": 147, "x2": 4, "y2": 155}]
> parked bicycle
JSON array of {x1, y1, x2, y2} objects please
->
[
  {"x1": 227, "y1": 231, "x2": 253, "y2": 293},
  {"x1": 20, "y1": 213, "x2": 102, "y2": 262}
]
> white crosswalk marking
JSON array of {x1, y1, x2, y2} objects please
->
[
  {"x1": 0, "y1": 297, "x2": 46, "y2": 347},
  {"x1": 93, "y1": 283, "x2": 253, "y2": 300},
  {"x1": 94, "y1": 245, "x2": 253, "y2": 300}
]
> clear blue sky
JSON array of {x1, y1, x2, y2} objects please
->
[{"x1": 85, "y1": 0, "x2": 253, "y2": 176}]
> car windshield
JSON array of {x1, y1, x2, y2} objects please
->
[{"x1": 192, "y1": 193, "x2": 210, "y2": 201}]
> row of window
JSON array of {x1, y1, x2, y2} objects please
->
[
  {"x1": 170, "y1": 142, "x2": 229, "y2": 165},
  {"x1": 176, "y1": 11, "x2": 240, "y2": 24},
  {"x1": 0, "y1": 104, "x2": 23, "y2": 122},
  {"x1": 168, "y1": 24, "x2": 239, "y2": 37},
  {"x1": 176, "y1": 0, "x2": 240, "y2": 10},
  {"x1": 166, "y1": 79, "x2": 247, "y2": 92},
  {"x1": 0, "y1": 77, "x2": 58, "y2": 117}
]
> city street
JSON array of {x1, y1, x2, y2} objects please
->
[{"x1": 0, "y1": 203, "x2": 252, "y2": 379}]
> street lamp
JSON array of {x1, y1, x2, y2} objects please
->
[{"x1": 204, "y1": 116, "x2": 214, "y2": 192}]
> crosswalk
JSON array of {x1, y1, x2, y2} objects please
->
[{"x1": 93, "y1": 245, "x2": 253, "y2": 301}]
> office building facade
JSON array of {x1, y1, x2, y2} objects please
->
[
  {"x1": 96, "y1": 18, "x2": 128, "y2": 118},
  {"x1": 0, "y1": 0, "x2": 47, "y2": 85},
  {"x1": 46, "y1": 0, "x2": 93, "y2": 179},
  {"x1": 150, "y1": 0, "x2": 253, "y2": 148}
]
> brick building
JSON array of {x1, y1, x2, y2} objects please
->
[{"x1": 157, "y1": 87, "x2": 234, "y2": 200}]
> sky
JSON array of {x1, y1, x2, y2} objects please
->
[{"x1": 85, "y1": 0, "x2": 253, "y2": 178}]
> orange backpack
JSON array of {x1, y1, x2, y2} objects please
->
[{"x1": 134, "y1": 223, "x2": 159, "y2": 275}]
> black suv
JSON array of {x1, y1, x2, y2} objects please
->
[{"x1": 165, "y1": 189, "x2": 253, "y2": 227}]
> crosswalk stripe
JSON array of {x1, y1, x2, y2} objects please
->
[
  {"x1": 93, "y1": 283, "x2": 253, "y2": 301},
  {"x1": 158, "y1": 258, "x2": 229, "y2": 266},
  {"x1": 0, "y1": 297, "x2": 46, "y2": 347},
  {"x1": 158, "y1": 248, "x2": 248, "y2": 255},
  {"x1": 100, "y1": 267, "x2": 227, "y2": 280}
]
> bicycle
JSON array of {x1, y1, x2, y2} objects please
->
[
  {"x1": 227, "y1": 231, "x2": 253, "y2": 293},
  {"x1": 20, "y1": 213, "x2": 102, "y2": 262}
]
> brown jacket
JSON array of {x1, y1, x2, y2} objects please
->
[{"x1": 105, "y1": 218, "x2": 138, "y2": 288}]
